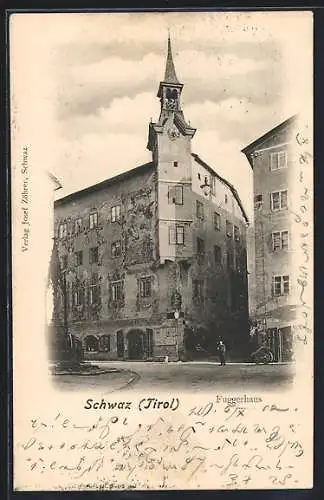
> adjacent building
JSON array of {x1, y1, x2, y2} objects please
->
[
  {"x1": 53, "y1": 37, "x2": 249, "y2": 361},
  {"x1": 242, "y1": 115, "x2": 298, "y2": 361}
]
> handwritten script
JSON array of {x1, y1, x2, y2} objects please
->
[
  {"x1": 15, "y1": 398, "x2": 308, "y2": 490},
  {"x1": 293, "y1": 120, "x2": 313, "y2": 347}
]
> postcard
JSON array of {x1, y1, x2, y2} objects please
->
[{"x1": 10, "y1": 10, "x2": 313, "y2": 490}]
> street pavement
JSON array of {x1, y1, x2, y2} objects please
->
[{"x1": 52, "y1": 360, "x2": 295, "y2": 395}]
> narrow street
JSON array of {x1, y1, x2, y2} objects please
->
[{"x1": 52, "y1": 360, "x2": 295, "y2": 394}]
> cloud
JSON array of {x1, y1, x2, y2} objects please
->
[
  {"x1": 57, "y1": 49, "x2": 269, "y2": 120},
  {"x1": 60, "y1": 92, "x2": 159, "y2": 139}
]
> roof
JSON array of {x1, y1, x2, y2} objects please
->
[
  {"x1": 191, "y1": 153, "x2": 249, "y2": 224},
  {"x1": 55, "y1": 161, "x2": 153, "y2": 207},
  {"x1": 241, "y1": 114, "x2": 298, "y2": 156},
  {"x1": 164, "y1": 34, "x2": 180, "y2": 84}
]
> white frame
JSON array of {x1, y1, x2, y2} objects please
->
[
  {"x1": 271, "y1": 189, "x2": 288, "y2": 211},
  {"x1": 270, "y1": 150, "x2": 288, "y2": 171}
]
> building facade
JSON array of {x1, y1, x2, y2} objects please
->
[
  {"x1": 53, "y1": 37, "x2": 249, "y2": 361},
  {"x1": 242, "y1": 115, "x2": 298, "y2": 362}
]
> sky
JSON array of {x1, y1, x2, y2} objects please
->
[{"x1": 17, "y1": 11, "x2": 312, "y2": 220}]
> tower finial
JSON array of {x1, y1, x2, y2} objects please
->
[{"x1": 164, "y1": 32, "x2": 179, "y2": 84}]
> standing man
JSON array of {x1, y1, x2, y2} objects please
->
[{"x1": 217, "y1": 340, "x2": 226, "y2": 366}]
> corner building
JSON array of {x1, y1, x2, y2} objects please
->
[
  {"x1": 242, "y1": 115, "x2": 298, "y2": 362},
  {"x1": 54, "y1": 37, "x2": 249, "y2": 361}
]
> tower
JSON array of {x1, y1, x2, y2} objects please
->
[{"x1": 147, "y1": 35, "x2": 196, "y2": 264}]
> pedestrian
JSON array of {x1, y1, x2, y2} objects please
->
[{"x1": 217, "y1": 340, "x2": 226, "y2": 366}]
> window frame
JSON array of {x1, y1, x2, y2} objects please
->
[
  {"x1": 74, "y1": 218, "x2": 82, "y2": 234},
  {"x1": 192, "y1": 279, "x2": 204, "y2": 303},
  {"x1": 196, "y1": 200, "x2": 204, "y2": 220},
  {"x1": 111, "y1": 240, "x2": 122, "y2": 258},
  {"x1": 272, "y1": 275, "x2": 290, "y2": 297},
  {"x1": 59, "y1": 223, "x2": 67, "y2": 239},
  {"x1": 213, "y1": 212, "x2": 221, "y2": 231},
  {"x1": 254, "y1": 194, "x2": 263, "y2": 209},
  {"x1": 270, "y1": 150, "x2": 288, "y2": 171},
  {"x1": 139, "y1": 276, "x2": 152, "y2": 298},
  {"x1": 169, "y1": 225, "x2": 185, "y2": 245},
  {"x1": 111, "y1": 280, "x2": 123, "y2": 302},
  {"x1": 226, "y1": 220, "x2": 233, "y2": 238},
  {"x1": 89, "y1": 246, "x2": 99, "y2": 264},
  {"x1": 89, "y1": 211, "x2": 98, "y2": 229},
  {"x1": 75, "y1": 250, "x2": 83, "y2": 266},
  {"x1": 88, "y1": 273, "x2": 101, "y2": 306},
  {"x1": 271, "y1": 190, "x2": 288, "y2": 211},
  {"x1": 111, "y1": 205, "x2": 121, "y2": 223},
  {"x1": 196, "y1": 237, "x2": 205, "y2": 257},
  {"x1": 272, "y1": 230, "x2": 289, "y2": 251},
  {"x1": 168, "y1": 184, "x2": 183, "y2": 205}
]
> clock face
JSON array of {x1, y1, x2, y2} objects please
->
[{"x1": 167, "y1": 126, "x2": 180, "y2": 141}]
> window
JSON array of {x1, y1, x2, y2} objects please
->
[
  {"x1": 73, "y1": 287, "x2": 85, "y2": 306},
  {"x1": 270, "y1": 151, "x2": 287, "y2": 170},
  {"x1": 111, "y1": 205, "x2": 121, "y2": 223},
  {"x1": 169, "y1": 225, "x2": 184, "y2": 245},
  {"x1": 139, "y1": 276, "x2": 152, "y2": 298},
  {"x1": 168, "y1": 185, "x2": 183, "y2": 205},
  {"x1": 213, "y1": 212, "x2": 221, "y2": 231},
  {"x1": 271, "y1": 190, "x2": 288, "y2": 211},
  {"x1": 193, "y1": 279, "x2": 204, "y2": 303},
  {"x1": 254, "y1": 194, "x2": 263, "y2": 209},
  {"x1": 62, "y1": 254, "x2": 68, "y2": 269},
  {"x1": 214, "y1": 245, "x2": 221, "y2": 264},
  {"x1": 196, "y1": 200, "x2": 204, "y2": 220},
  {"x1": 99, "y1": 335, "x2": 110, "y2": 352},
  {"x1": 89, "y1": 212, "x2": 98, "y2": 229},
  {"x1": 173, "y1": 161, "x2": 178, "y2": 167},
  {"x1": 75, "y1": 251, "x2": 83, "y2": 266},
  {"x1": 225, "y1": 194, "x2": 228, "y2": 204},
  {"x1": 226, "y1": 220, "x2": 233, "y2": 238},
  {"x1": 111, "y1": 280, "x2": 123, "y2": 302},
  {"x1": 211, "y1": 176, "x2": 216, "y2": 195},
  {"x1": 272, "y1": 275, "x2": 290, "y2": 297},
  {"x1": 74, "y1": 218, "x2": 82, "y2": 234},
  {"x1": 111, "y1": 240, "x2": 122, "y2": 258},
  {"x1": 197, "y1": 237, "x2": 205, "y2": 256},
  {"x1": 89, "y1": 273, "x2": 101, "y2": 305},
  {"x1": 89, "y1": 246, "x2": 99, "y2": 264},
  {"x1": 59, "y1": 223, "x2": 67, "y2": 239},
  {"x1": 234, "y1": 225, "x2": 240, "y2": 241},
  {"x1": 227, "y1": 250, "x2": 234, "y2": 269},
  {"x1": 145, "y1": 329, "x2": 154, "y2": 357},
  {"x1": 198, "y1": 173, "x2": 201, "y2": 180},
  {"x1": 272, "y1": 230, "x2": 289, "y2": 251}
]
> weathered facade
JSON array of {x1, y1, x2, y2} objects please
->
[
  {"x1": 53, "y1": 37, "x2": 249, "y2": 361},
  {"x1": 242, "y1": 115, "x2": 298, "y2": 362}
]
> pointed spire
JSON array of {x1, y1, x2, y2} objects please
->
[{"x1": 164, "y1": 32, "x2": 180, "y2": 84}]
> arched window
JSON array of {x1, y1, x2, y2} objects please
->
[
  {"x1": 84, "y1": 335, "x2": 99, "y2": 352},
  {"x1": 99, "y1": 335, "x2": 110, "y2": 352}
]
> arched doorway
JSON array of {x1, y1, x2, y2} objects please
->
[
  {"x1": 127, "y1": 329, "x2": 145, "y2": 360},
  {"x1": 84, "y1": 335, "x2": 99, "y2": 352}
]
